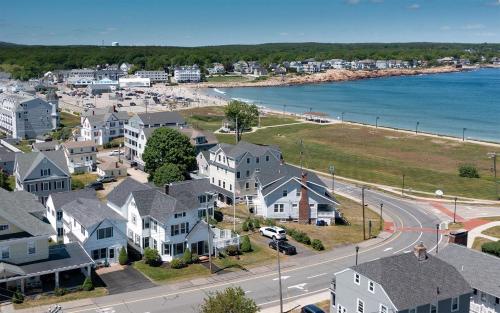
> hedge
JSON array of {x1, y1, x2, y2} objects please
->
[{"x1": 481, "y1": 241, "x2": 500, "y2": 257}]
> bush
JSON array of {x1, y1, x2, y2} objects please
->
[
  {"x1": 143, "y1": 247, "x2": 161, "y2": 266},
  {"x1": 54, "y1": 288, "x2": 68, "y2": 297},
  {"x1": 242, "y1": 221, "x2": 249, "y2": 232},
  {"x1": 458, "y1": 164, "x2": 480, "y2": 178},
  {"x1": 191, "y1": 253, "x2": 199, "y2": 263},
  {"x1": 103, "y1": 142, "x2": 120, "y2": 149},
  {"x1": 170, "y1": 258, "x2": 186, "y2": 269},
  {"x1": 118, "y1": 246, "x2": 128, "y2": 265},
  {"x1": 264, "y1": 218, "x2": 276, "y2": 226},
  {"x1": 82, "y1": 277, "x2": 94, "y2": 291},
  {"x1": 311, "y1": 239, "x2": 325, "y2": 251},
  {"x1": 287, "y1": 228, "x2": 311, "y2": 245},
  {"x1": 226, "y1": 245, "x2": 239, "y2": 256},
  {"x1": 12, "y1": 289, "x2": 24, "y2": 304},
  {"x1": 240, "y1": 235, "x2": 252, "y2": 252},
  {"x1": 481, "y1": 241, "x2": 500, "y2": 257},
  {"x1": 71, "y1": 179, "x2": 85, "y2": 190},
  {"x1": 252, "y1": 218, "x2": 260, "y2": 228},
  {"x1": 183, "y1": 249, "x2": 193, "y2": 264},
  {"x1": 248, "y1": 220, "x2": 255, "y2": 231}
]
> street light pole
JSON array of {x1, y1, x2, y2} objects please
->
[
  {"x1": 415, "y1": 121, "x2": 420, "y2": 134},
  {"x1": 205, "y1": 192, "x2": 214, "y2": 274},
  {"x1": 275, "y1": 238, "x2": 284, "y2": 313},
  {"x1": 329, "y1": 164, "x2": 335, "y2": 194},
  {"x1": 453, "y1": 197, "x2": 457, "y2": 224},
  {"x1": 379, "y1": 203, "x2": 383, "y2": 231},
  {"x1": 462, "y1": 128, "x2": 467, "y2": 141},
  {"x1": 488, "y1": 152, "x2": 498, "y2": 200},
  {"x1": 355, "y1": 246, "x2": 360, "y2": 265},
  {"x1": 376, "y1": 116, "x2": 380, "y2": 129},
  {"x1": 361, "y1": 187, "x2": 366, "y2": 240},
  {"x1": 402, "y1": 174, "x2": 406, "y2": 196},
  {"x1": 435, "y1": 223, "x2": 440, "y2": 254}
]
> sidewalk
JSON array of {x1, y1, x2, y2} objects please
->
[
  {"x1": 260, "y1": 290, "x2": 330, "y2": 313},
  {"x1": 467, "y1": 221, "x2": 500, "y2": 248}
]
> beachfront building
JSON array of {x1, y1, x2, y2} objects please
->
[
  {"x1": 14, "y1": 150, "x2": 71, "y2": 205},
  {"x1": 0, "y1": 189, "x2": 94, "y2": 297},
  {"x1": 124, "y1": 112, "x2": 186, "y2": 167},
  {"x1": 207, "y1": 63, "x2": 226, "y2": 75},
  {"x1": 95, "y1": 68, "x2": 123, "y2": 81},
  {"x1": 61, "y1": 140, "x2": 97, "y2": 174},
  {"x1": 119, "y1": 77, "x2": 151, "y2": 88},
  {"x1": 253, "y1": 164, "x2": 339, "y2": 224},
  {"x1": 303, "y1": 63, "x2": 320, "y2": 73},
  {"x1": 174, "y1": 65, "x2": 201, "y2": 83},
  {"x1": 207, "y1": 141, "x2": 282, "y2": 203},
  {"x1": 330, "y1": 243, "x2": 472, "y2": 313},
  {"x1": 32, "y1": 141, "x2": 60, "y2": 152},
  {"x1": 357, "y1": 59, "x2": 377, "y2": 70},
  {"x1": 135, "y1": 71, "x2": 168, "y2": 83},
  {"x1": 80, "y1": 108, "x2": 129, "y2": 145},
  {"x1": 233, "y1": 61, "x2": 250, "y2": 74},
  {"x1": 375, "y1": 60, "x2": 389, "y2": 69},
  {"x1": 67, "y1": 69, "x2": 96, "y2": 86},
  {"x1": 0, "y1": 91, "x2": 59, "y2": 139}
]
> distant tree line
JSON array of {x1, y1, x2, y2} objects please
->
[{"x1": 0, "y1": 42, "x2": 499, "y2": 80}]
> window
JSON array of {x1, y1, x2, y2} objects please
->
[
  {"x1": 357, "y1": 299, "x2": 364, "y2": 313},
  {"x1": 163, "y1": 243, "x2": 171, "y2": 255},
  {"x1": 256, "y1": 157, "x2": 260, "y2": 163},
  {"x1": 246, "y1": 170, "x2": 250, "y2": 177},
  {"x1": 274, "y1": 204, "x2": 284, "y2": 213},
  {"x1": 56, "y1": 211, "x2": 63, "y2": 221},
  {"x1": 152, "y1": 220, "x2": 157, "y2": 231},
  {"x1": 451, "y1": 297, "x2": 459, "y2": 312},
  {"x1": 174, "y1": 212, "x2": 186, "y2": 218},
  {"x1": 296, "y1": 190, "x2": 301, "y2": 197},
  {"x1": 368, "y1": 281, "x2": 374, "y2": 293},
  {"x1": 255, "y1": 168, "x2": 260, "y2": 173},
  {"x1": 57, "y1": 227, "x2": 64, "y2": 236},
  {"x1": 430, "y1": 304, "x2": 437, "y2": 313},
  {"x1": 80, "y1": 225, "x2": 85, "y2": 235},
  {"x1": 246, "y1": 158, "x2": 250, "y2": 164},
  {"x1": 109, "y1": 248, "x2": 115, "y2": 259},
  {"x1": 237, "y1": 171, "x2": 241, "y2": 179},
  {"x1": 0, "y1": 247, "x2": 8, "y2": 259},
  {"x1": 174, "y1": 242, "x2": 185, "y2": 255},
  {"x1": 481, "y1": 292, "x2": 487, "y2": 302},
  {"x1": 379, "y1": 305, "x2": 387, "y2": 313},
  {"x1": 245, "y1": 182, "x2": 250, "y2": 190},
  {"x1": 27, "y1": 241, "x2": 36, "y2": 255},
  {"x1": 132, "y1": 214, "x2": 137, "y2": 225},
  {"x1": 337, "y1": 305, "x2": 346, "y2": 313},
  {"x1": 0, "y1": 225, "x2": 8, "y2": 231},
  {"x1": 354, "y1": 273, "x2": 360, "y2": 285},
  {"x1": 282, "y1": 189, "x2": 288, "y2": 197},
  {"x1": 266, "y1": 155, "x2": 270, "y2": 162},
  {"x1": 97, "y1": 227, "x2": 113, "y2": 240},
  {"x1": 171, "y1": 224, "x2": 180, "y2": 236}
]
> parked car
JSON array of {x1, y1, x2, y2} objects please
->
[
  {"x1": 85, "y1": 181, "x2": 104, "y2": 191},
  {"x1": 301, "y1": 304, "x2": 325, "y2": 313},
  {"x1": 268, "y1": 240, "x2": 296, "y2": 255},
  {"x1": 130, "y1": 102, "x2": 136, "y2": 106},
  {"x1": 109, "y1": 150, "x2": 123, "y2": 156},
  {"x1": 316, "y1": 220, "x2": 327, "y2": 227},
  {"x1": 259, "y1": 226, "x2": 286, "y2": 240},
  {"x1": 130, "y1": 161, "x2": 138, "y2": 167},
  {"x1": 97, "y1": 175, "x2": 116, "y2": 183}
]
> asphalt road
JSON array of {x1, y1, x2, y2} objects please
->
[{"x1": 53, "y1": 178, "x2": 447, "y2": 313}]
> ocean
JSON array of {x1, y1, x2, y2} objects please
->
[{"x1": 213, "y1": 68, "x2": 500, "y2": 143}]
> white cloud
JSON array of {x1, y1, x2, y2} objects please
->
[
  {"x1": 461, "y1": 24, "x2": 485, "y2": 30},
  {"x1": 407, "y1": 3, "x2": 420, "y2": 10},
  {"x1": 279, "y1": 32, "x2": 289, "y2": 36}
]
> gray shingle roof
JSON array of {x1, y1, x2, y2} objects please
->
[
  {"x1": 15, "y1": 150, "x2": 70, "y2": 181},
  {"x1": 136, "y1": 112, "x2": 185, "y2": 126},
  {"x1": 0, "y1": 189, "x2": 55, "y2": 237},
  {"x1": 258, "y1": 164, "x2": 328, "y2": 196},
  {"x1": 213, "y1": 141, "x2": 280, "y2": 160},
  {"x1": 49, "y1": 189, "x2": 97, "y2": 211},
  {"x1": 107, "y1": 177, "x2": 153, "y2": 208},
  {"x1": 61, "y1": 198, "x2": 126, "y2": 228},
  {"x1": 438, "y1": 243, "x2": 500, "y2": 297},
  {"x1": 32, "y1": 140, "x2": 59, "y2": 152},
  {"x1": 167, "y1": 178, "x2": 216, "y2": 211},
  {"x1": 351, "y1": 251, "x2": 472, "y2": 310},
  {"x1": 131, "y1": 189, "x2": 178, "y2": 221}
]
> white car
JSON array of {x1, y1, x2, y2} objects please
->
[
  {"x1": 109, "y1": 150, "x2": 123, "y2": 156},
  {"x1": 259, "y1": 226, "x2": 286, "y2": 240}
]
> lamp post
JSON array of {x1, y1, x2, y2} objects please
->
[
  {"x1": 341, "y1": 112, "x2": 345, "y2": 123},
  {"x1": 435, "y1": 223, "x2": 440, "y2": 254},
  {"x1": 415, "y1": 121, "x2": 420, "y2": 134},
  {"x1": 402, "y1": 174, "x2": 406, "y2": 196},
  {"x1": 453, "y1": 197, "x2": 457, "y2": 224},
  {"x1": 488, "y1": 152, "x2": 498, "y2": 200},
  {"x1": 462, "y1": 128, "x2": 467, "y2": 141},
  {"x1": 379, "y1": 203, "x2": 383, "y2": 231},
  {"x1": 275, "y1": 238, "x2": 284, "y2": 313},
  {"x1": 329, "y1": 164, "x2": 335, "y2": 194},
  {"x1": 355, "y1": 246, "x2": 360, "y2": 265},
  {"x1": 361, "y1": 186, "x2": 366, "y2": 240},
  {"x1": 376, "y1": 116, "x2": 380, "y2": 129}
]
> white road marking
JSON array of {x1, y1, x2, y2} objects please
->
[
  {"x1": 273, "y1": 276, "x2": 290, "y2": 281},
  {"x1": 383, "y1": 247, "x2": 393, "y2": 252},
  {"x1": 288, "y1": 283, "x2": 307, "y2": 290},
  {"x1": 307, "y1": 273, "x2": 328, "y2": 279}
]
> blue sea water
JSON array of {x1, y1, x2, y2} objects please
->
[{"x1": 214, "y1": 68, "x2": 500, "y2": 142}]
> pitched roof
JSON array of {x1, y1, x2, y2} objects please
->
[
  {"x1": 0, "y1": 189, "x2": 55, "y2": 237},
  {"x1": 49, "y1": 189, "x2": 97, "y2": 211},
  {"x1": 179, "y1": 128, "x2": 218, "y2": 146},
  {"x1": 167, "y1": 178, "x2": 216, "y2": 211},
  {"x1": 136, "y1": 112, "x2": 185, "y2": 126},
  {"x1": 61, "y1": 198, "x2": 126, "y2": 228},
  {"x1": 32, "y1": 140, "x2": 59, "y2": 151},
  {"x1": 15, "y1": 150, "x2": 70, "y2": 181},
  {"x1": 438, "y1": 243, "x2": 500, "y2": 297},
  {"x1": 209, "y1": 141, "x2": 280, "y2": 160},
  {"x1": 62, "y1": 140, "x2": 97, "y2": 149},
  {"x1": 350, "y1": 251, "x2": 472, "y2": 310},
  {"x1": 107, "y1": 177, "x2": 153, "y2": 208},
  {"x1": 131, "y1": 189, "x2": 179, "y2": 221}
]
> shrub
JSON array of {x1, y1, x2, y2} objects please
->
[
  {"x1": 170, "y1": 258, "x2": 186, "y2": 269},
  {"x1": 240, "y1": 235, "x2": 252, "y2": 252},
  {"x1": 248, "y1": 220, "x2": 255, "y2": 231},
  {"x1": 54, "y1": 288, "x2": 68, "y2": 297},
  {"x1": 287, "y1": 228, "x2": 311, "y2": 245},
  {"x1": 252, "y1": 218, "x2": 260, "y2": 228},
  {"x1": 242, "y1": 221, "x2": 249, "y2": 232},
  {"x1": 82, "y1": 277, "x2": 94, "y2": 291},
  {"x1": 226, "y1": 245, "x2": 239, "y2": 256},
  {"x1": 71, "y1": 179, "x2": 85, "y2": 190},
  {"x1": 458, "y1": 164, "x2": 480, "y2": 178},
  {"x1": 311, "y1": 239, "x2": 325, "y2": 251},
  {"x1": 183, "y1": 249, "x2": 193, "y2": 264},
  {"x1": 143, "y1": 247, "x2": 161, "y2": 266},
  {"x1": 118, "y1": 246, "x2": 128, "y2": 265},
  {"x1": 264, "y1": 218, "x2": 276, "y2": 226},
  {"x1": 481, "y1": 241, "x2": 500, "y2": 257},
  {"x1": 191, "y1": 253, "x2": 199, "y2": 263},
  {"x1": 12, "y1": 289, "x2": 24, "y2": 304}
]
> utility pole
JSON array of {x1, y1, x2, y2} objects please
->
[
  {"x1": 462, "y1": 128, "x2": 467, "y2": 141},
  {"x1": 362, "y1": 186, "x2": 366, "y2": 240},
  {"x1": 379, "y1": 203, "x2": 383, "y2": 231},
  {"x1": 488, "y1": 152, "x2": 498, "y2": 200},
  {"x1": 415, "y1": 121, "x2": 419, "y2": 134},
  {"x1": 329, "y1": 164, "x2": 335, "y2": 194},
  {"x1": 205, "y1": 192, "x2": 214, "y2": 274},
  {"x1": 235, "y1": 116, "x2": 239, "y2": 144},
  {"x1": 368, "y1": 220, "x2": 372, "y2": 239},
  {"x1": 435, "y1": 223, "x2": 440, "y2": 254},
  {"x1": 355, "y1": 246, "x2": 360, "y2": 265},
  {"x1": 402, "y1": 174, "x2": 406, "y2": 196},
  {"x1": 453, "y1": 197, "x2": 457, "y2": 224},
  {"x1": 275, "y1": 238, "x2": 284, "y2": 313},
  {"x1": 341, "y1": 112, "x2": 345, "y2": 123}
]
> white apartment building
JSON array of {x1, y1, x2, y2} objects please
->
[
  {"x1": 80, "y1": 110, "x2": 129, "y2": 145},
  {"x1": 61, "y1": 140, "x2": 97, "y2": 173},
  {"x1": 119, "y1": 77, "x2": 151, "y2": 88},
  {"x1": 135, "y1": 71, "x2": 168, "y2": 83},
  {"x1": 67, "y1": 69, "x2": 96, "y2": 86},
  {"x1": 174, "y1": 65, "x2": 201, "y2": 83},
  {"x1": 0, "y1": 91, "x2": 59, "y2": 139}
]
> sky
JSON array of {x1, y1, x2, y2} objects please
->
[{"x1": 1, "y1": 0, "x2": 499, "y2": 46}]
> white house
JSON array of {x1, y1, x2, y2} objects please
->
[
  {"x1": 174, "y1": 65, "x2": 201, "y2": 83},
  {"x1": 62, "y1": 140, "x2": 97, "y2": 173},
  {"x1": 135, "y1": 71, "x2": 168, "y2": 83},
  {"x1": 80, "y1": 110, "x2": 129, "y2": 145},
  {"x1": 254, "y1": 164, "x2": 339, "y2": 224},
  {"x1": 119, "y1": 77, "x2": 151, "y2": 88}
]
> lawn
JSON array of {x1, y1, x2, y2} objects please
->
[
  {"x1": 60, "y1": 112, "x2": 81, "y2": 128},
  {"x1": 133, "y1": 261, "x2": 210, "y2": 283},
  {"x1": 216, "y1": 122, "x2": 499, "y2": 200},
  {"x1": 15, "y1": 140, "x2": 32, "y2": 153},
  {"x1": 13, "y1": 288, "x2": 107, "y2": 309},
  {"x1": 206, "y1": 75, "x2": 251, "y2": 83},
  {"x1": 472, "y1": 237, "x2": 493, "y2": 251},
  {"x1": 214, "y1": 236, "x2": 281, "y2": 270},
  {"x1": 71, "y1": 173, "x2": 98, "y2": 189},
  {"x1": 482, "y1": 226, "x2": 500, "y2": 238}
]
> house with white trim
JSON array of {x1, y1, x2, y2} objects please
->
[
  {"x1": 62, "y1": 140, "x2": 97, "y2": 173},
  {"x1": 80, "y1": 109, "x2": 129, "y2": 145}
]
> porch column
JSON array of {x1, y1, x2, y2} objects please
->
[
  {"x1": 54, "y1": 271, "x2": 59, "y2": 289},
  {"x1": 86, "y1": 265, "x2": 91, "y2": 277},
  {"x1": 20, "y1": 279, "x2": 25, "y2": 294}
]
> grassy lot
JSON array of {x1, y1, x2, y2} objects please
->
[
  {"x1": 206, "y1": 75, "x2": 251, "y2": 83},
  {"x1": 60, "y1": 111, "x2": 81, "y2": 128},
  {"x1": 482, "y1": 226, "x2": 500, "y2": 238},
  {"x1": 133, "y1": 261, "x2": 209, "y2": 283},
  {"x1": 472, "y1": 237, "x2": 493, "y2": 251},
  {"x1": 15, "y1": 140, "x2": 32, "y2": 153},
  {"x1": 14, "y1": 288, "x2": 107, "y2": 309},
  {"x1": 216, "y1": 123, "x2": 499, "y2": 200},
  {"x1": 258, "y1": 114, "x2": 300, "y2": 127},
  {"x1": 71, "y1": 173, "x2": 98, "y2": 189}
]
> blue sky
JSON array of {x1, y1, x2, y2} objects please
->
[{"x1": 1, "y1": 0, "x2": 499, "y2": 46}]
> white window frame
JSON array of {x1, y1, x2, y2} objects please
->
[
  {"x1": 354, "y1": 273, "x2": 360, "y2": 285},
  {"x1": 430, "y1": 303, "x2": 437, "y2": 313},
  {"x1": 451, "y1": 297, "x2": 459, "y2": 312},
  {"x1": 368, "y1": 281, "x2": 375, "y2": 293},
  {"x1": 357, "y1": 299, "x2": 364, "y2": 313},
  {"x1": 0, "y1": 247, "x2": 9, "y2": 259}
]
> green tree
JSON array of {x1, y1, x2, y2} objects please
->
[
  {"x1": 143, "y1": 247, "x2": 161, "y2": 266},
  {"x1": 152, "y1": 163, "x2": 185, "y2": 187},
  {"x1": 0, "y1": 170, "x2": 12, "y2": 191},
  {"x1": 12, "y1": 288, "x2": 24, "y2": 304},
  {"x1": 118, "y1": 246, "x2": 128, "y2": 265},
  {"x1": 142, "y1": 128, "x2": 196, "y2": 176},
  {"x1": 240, "y1": 235, "x2": 252, "y2": 253},
  {"x1": 458, "y1": 164, "x2": 480, "y2": 178},
  {"x1": 224, "y1": 100, "x2": 259, "y2": 141},
  {"x1": 182, "y1": 248, "x2": 193, "y2": 264},
  {"x1": 82, "y1": 277, "x2": 94, "y2": 291},
  {"x1": 200, "y1": 287, "x2": 259, "y2": 313}
]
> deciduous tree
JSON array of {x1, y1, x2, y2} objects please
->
[{"x1": 200, "y1": 287, "x2": 259, "y2": 313}]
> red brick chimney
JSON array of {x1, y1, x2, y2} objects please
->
[{"x1": 298, "y1": 172, "x2": 310, "y2": 224}]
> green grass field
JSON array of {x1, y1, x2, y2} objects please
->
[
  {"x1": 133, "y1": 261, "x2": 209, "y2": 283},
  {"x1": 60, "y1": 112, "x2": 81, "y2": 128},
  {"x1": 482, "y1": 226, "x2": 500, "y2": 238},
  {"x1": 216, "y1": 123, "x2": 499, "y2": 200},
  {"x1": 206, "y1": 75, "x2": 251, "y2": 83}
]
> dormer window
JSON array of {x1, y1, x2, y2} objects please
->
[
  {"x1": 354, "y1": 273, "x2": 360, "y2": 285},
  {"x1": 368, "y1": 281, "x2": 374, "y2": 293}
]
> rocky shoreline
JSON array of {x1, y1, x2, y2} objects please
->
[{"x1": 195, "y1": 66, "x2": 468, "y2": 88}]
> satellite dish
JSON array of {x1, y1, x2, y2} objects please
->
[{"x1": 435, "y1": 190, "x2": 444, "y2": 197}]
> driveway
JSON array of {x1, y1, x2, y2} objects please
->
[{"x1": 98, "y1": 265, "x2": 156, "y2": 295}]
